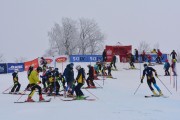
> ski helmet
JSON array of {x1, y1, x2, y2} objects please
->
[
  {"x1": 37, "y1": 66, "x2": 42, "y2": 72},
  {"x1": 143, "y1": 63, "x2": 148, "y2": 68},
  {"x1": 76, "y1": 65, "x2": 81, "y2": 70}
]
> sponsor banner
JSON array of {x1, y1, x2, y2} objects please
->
[
  {"x1": 70, "y1": 55, "x2": 102, "y2": 62},
  {"x1": 24, "y1": 58, "x2": 39, "y2": 71},
  {"x1": 7, "y1": 63, "x2": 24, "y2": 73},
  {"x1": 0, "y1": 63, "x2": 7, "y2": 74}
]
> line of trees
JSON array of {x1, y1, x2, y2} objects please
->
[{"x1": 44, "y1": 18, "x2": 105, "y2": 57}]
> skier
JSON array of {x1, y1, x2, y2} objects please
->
[
  {"x1": 156, "y1": 49, "x2": 162, "y2": 64},
  {"x1": 25, "y1": 64, "x2": 34, "y2": 91},
  {"x1": 86, "y1": 64, "x2": 96, "y2": 88},
  {"x1": 40, "y1": 57, "x2": 47, "y2": 70},
  {"x1": 63, "y1": 63, "x2": 75, "y2": 97},
  {"x1": 53, "y1": 68, "x2": 60, "y2": 95},
  {"x1": 74, "y1": 65, "x2": 85, "y2": 99},
  {"x1": 151, "y1": 49, "x2": 157, "y2": 53},
  {"x1": 9, "y1": 69, "x2": 21, "y2": 94},
  {"x1": 134, "y1": 49, "x2": 139, "y2": 62},
  {"x1": 141, "y1": 64, "x2": 163, "y2": 96},
  {"x1": 26, "y1": 66, "x2": 45, "y2": 102},
  {"x1": 141, "y1": 50, "x2": 146, "y2": 63},
  {"x1": 164, "y1": 59, "x2": 170, "y2": 76},
  {"x1": 59, "y1": 72, "x2": 66, "y2": 90},
  {"x1": 171, "y1": 59, "x2": 177, "y2": 76},
  {"x1": 110, "y1": 53, "x2": 117, "y2": 70},
  {"x1": 170, "y1": 50, "x2": 177, "y2": 60},
  {"x1": 107, "y1": 64, "x2": 112, "y2": 77},
  {"x1": 129, "y1": 53, "x2": 135, "y2": 69},
  {"x1": 102, "y1": 49, "x2": 107, "y2": 62}
]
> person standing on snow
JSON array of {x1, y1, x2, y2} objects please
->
[
  {"x1": 102, "y1": 49, "x2": 107, "y2": 62},
  {"x1": 171, "y1": 59, "x2": 177, "y2": 76},
  {"x1": 111, "y1": 53, "x2": 117, "y2": 70},
  {"x1": 141, "y1": 50, "x2": 146, "y2": 63},
  {"x1": 129, "y1": 53, "x2": 135, "y2": 69},
  {"x1": 134, "y1": 49, "x2": 139, "y2": 62},
  {"x1": 86, "y1": 64, "x2": 96, "y2": 88},
  {"x1": 74, "y1": 65, "x2": 85, "y2": 100},
  {"x1": 26, "y1": 66, "x2": 45, "y2": 102},
  {"x1": 63, "y1": 63, "x2": 75, "y2": 97},
  {"x1": 10, "y1": 69, "x2": 21, "y2": 94},
  {"x1": 170, "y1": 50, "x2": 177, "y2": 60},
  {"x1": 40, "y1": 57, "x2": 47, "y2": 70},
  {"x1": 156, "y1": 49, "x2": 162, "y2": 64},
  {"x1": 164, "y1": 59, "x2": 170, "y2": 76},
  {"x1": 25, "y1": 64, "x2": 34, "y2": 91},
  {"x1": 141, "y1": 64, "x2": 163, "y2": 96}
]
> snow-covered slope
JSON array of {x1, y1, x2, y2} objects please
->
[{"x1": 0, "y1": 62, "x2": 180, "y2": 120}]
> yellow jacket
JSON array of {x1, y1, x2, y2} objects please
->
[{"x1": 29, "y1": 70, "x2": 40, "y2": 84}]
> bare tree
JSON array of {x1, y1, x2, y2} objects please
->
[
  {"x1": 138, "y1": 41, "x2": 151, "y2": 53},
  {"x1": 78, "y1": 18, "x2": 104, "y2": 54},
  {"x1": 47, "y1": 18, "x2": 78, "y2": 56},
  {"x1": 61, "y1": 18, "x2": 78, "y2": 55},
  {"x1": 46, "y1": 18, "x2": 105, "y2": 56},
  {"x1": 48, "y1": 23, "x2": 64, "y2": 55}
]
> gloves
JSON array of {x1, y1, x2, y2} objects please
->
[
  {"x1": 155, "y1": 73, "x2": 158, "y2": 77},
  {"x1": 141, "y1": 79, "x2": 143, "y2": 83},
  {"x1": 38, "y1": 81, "x2": 41, "y2": 84}
]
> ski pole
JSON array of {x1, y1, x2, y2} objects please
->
[
  {"x1": 134, "y1": 83, "x2": 141, "y2": 95},
  {"x1": 94, "y1": 81, "x2": 103, "y2": 88},
  {"x1": 16, "y1": 89, "x2": 28, "y2": 102},
  {"x1": 2, "y1": 85, "x2": 13, "y2": 93},
  {"x1": 85, "y1": 89, "x2": 99, "y2": 100},
  {"x1": 157, "y1": 77, "x2": 172, "y2": 94}
]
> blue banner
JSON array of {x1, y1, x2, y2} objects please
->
[
  {"x1": 0, "y1": 63, "x2": 7, "y2": 74},
  {"x1": 70, "y1": 55, "x2": 102, "y2": 62},
  {"x1": 7, "y1": 63, "x2": 24, "y2": 73}
]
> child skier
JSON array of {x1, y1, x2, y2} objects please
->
[
  {"x1": 74, "y1": 65, "x2": 85, "y2": 100},
  {"x1": 129, "y1": 53, "x2": 135, "y2": 69},
  {"x1": 141, "y1": 64, "x2": 163, "y2": 96},
  {"x1": 10, "y1": 69, "x2": 21, "y2": 94},
  {"x1": 86, "y1": 64, "x2": 96, "y2": 88},
  {"x1": 164, "y1": 59, "x2": 170, "y2": 76},
  {"x1": 26, "y1": 66, "x2": 45, "y2": 102}
]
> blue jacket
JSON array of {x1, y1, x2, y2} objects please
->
[{"x1": 164, "y1": 62, "x2": 170, "y2": 69}]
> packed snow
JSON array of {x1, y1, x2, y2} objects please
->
[{"x1": 0, "y1": 62, "x2": 180, "y2": 120}]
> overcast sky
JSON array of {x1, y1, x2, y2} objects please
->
[{"x1": 0, "y1": 0, "x2": 180, "y2": 62}]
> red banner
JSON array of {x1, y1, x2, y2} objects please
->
[{"x1": 24, "y1": 58, "x2": 39, "y2": 71}]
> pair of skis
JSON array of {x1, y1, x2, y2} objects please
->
[
  {"x1": 14, "y1": 98, "x2": 52, "y2": 103},
  {"x1": 60, "y1": 96, "x2": 96, "y2": 101},
  {"x1": 145, "y1": 95, "x2": 169, "y2": 98}
]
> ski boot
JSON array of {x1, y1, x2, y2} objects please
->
[
  {"x1": 39, "y1": 94, "x2": 45, "y2": 101},
  {"x1": 158, "y1": 90, "x2": 163, "y2": 96},
  {"x1": 26, "y1": 96, "x2": 35, "y2": 102},
  {"x1": 152, "y1": 90, "x2": 158, "y2": 96}
]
